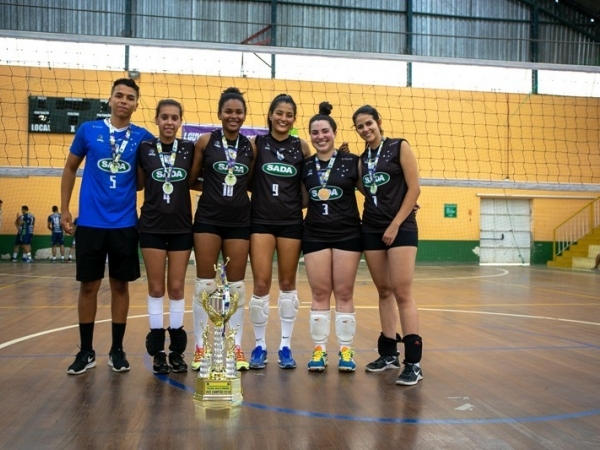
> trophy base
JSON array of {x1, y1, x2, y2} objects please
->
[{"x1": 193, "y1": 376, "x2": 243, "y2": 407}]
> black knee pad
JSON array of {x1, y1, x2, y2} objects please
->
[
  {"x1": 146, "y1": 328, "x2": 166, "y2": 356},
  {"x1": 168, "y1": 326, "x2": 188, "y2": 354},
  {"x1": 377, "y1": 332, "x2": 400, "y2": 356},
  {"x1": 403, "y1": 334, "x2": 423, "y2": 364}
]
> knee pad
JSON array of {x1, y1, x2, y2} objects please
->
[
  {"x1": 249, "y1": 294, "x2": 270, "y2": 326},
  {"x1": 377, "y1": 332, "x2": 400, "y2": 356},
  {"x1": 229, "y1": 281, "x2": 245, "y2": 307},
  {"x1": 335, "y1": 312, "x2": 356, "y2": 347},
  {"x1": 145, "y1": 328, "x2": 166, "y2": 356},
  {"x1": 194, "y1": 278, "x2": 217, "y2": 305},
  {"x1": 403, "y1": 334, "x2": 423, "y2": 364},
  {"x1": 309, "y1": 310, "x2": 331, "y2": 345},
  {"x1": 168, "y1": 326, "x2": 188, "y2": 354},
  {"x1": 278, "y1": 290, "x2": 299, "y2": 323}
]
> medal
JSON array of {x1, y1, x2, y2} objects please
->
[
  {"x1": 108, "y1": 119, "x2": 131, "y2": 174},
  {"x1": 156, "y1": 140, "x2": 179, "y2": 201},
  {"x1": 370, "y1": 184, "x2": 378, "y2": 195},
  {"x1": 110, "y1": 162, "x2": 119, "y2": 173},
  {"x1": 367, "y1": 139, "x2": 384, "y2": 198},
  {"x1": 225, "y1": 172, "x2": 237, "y2": 186},
  {"x1": 162, "y1": 182, "x2": 174, "y2": 195},
  {"x1": 317, "y1": 188, "x2": 330, "y2": 201}
]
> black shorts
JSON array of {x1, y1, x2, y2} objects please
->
[
  {"x1": 362, "y1": 230, "x2": 418, "y2": 251},
  {"x1": 15, "y1": 234, "x2": 33, "y2": 245},
  {"x1": 302, "y1": 236, "x2": 363, "y2": 255},
  {"x1": 75, "y1": 226, "x2": 140, "y2": 283},
  {"x1": 193, "y1": 222, "x2": 251, "y2": 240},
  {"x1": 51, "y1": 232, "x2": 64, "y2": 246},
  {"x1": 139, "y1": 232, "x2": 193, "y2": 251},
  {"x1": 251, "y1": 223, "x2": 303, "y2": 240}
]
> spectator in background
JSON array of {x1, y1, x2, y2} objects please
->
[
  {"x1": 12, "y1": 205, "x2": 35, "y2": 263},
  {"x1": 48, "y1": 205, "x2": 65, "y2": 262}
]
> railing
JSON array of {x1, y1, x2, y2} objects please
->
[{"x1": 553, "y1": 197, "x2": 600, "y2": 260}]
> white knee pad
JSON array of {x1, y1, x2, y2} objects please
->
[
  {"x1": 310, "y1": 310, "x2": 331, "y2": 345},
  {"x1": 335, "y1": 312, "x2": 356, "y2": 346},
  {"x1": 194, "y1": 278, "x2": 217, "y2": 305},
  {"x1": 228, "y1": 281, "x2": 245, "y2": 308},
  {"x1": 278, "y1": 290, "x2": 299, "y2": 323},
  {"x1": 249, "y1": 294, "x2": 270, "y2": 326}
]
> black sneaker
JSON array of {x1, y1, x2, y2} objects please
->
[
  {"x1": 67, "y1": 349, "x2": 96, "y2": 375},
  {"x1": 168, "y1": 352, "x2": 188, "y2": 373},
  {"x1": 396, "y1": 363, "x2": 423, "y2": 386},
  {"x1": 153, "y1": 352, "x2": 169, "y2": 374},
  {"x1": 108, "y1": 349, "x2": 130, "y2": 373},
  {"x1": 365, "y1": 354, "x2": 400, "y2": 372}
]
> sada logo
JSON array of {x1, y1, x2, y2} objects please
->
[
  {"x1": 151, "y1": 168, "x2": 187, "y2": 182},
  {"x1": 213, "y1": 162, "x2": 249, "y2": 175},
  {"x1": 98, "y1": 158, "x2": 131, "y2": 173},
  {"x1": 362, "y1": 172, "x2": 390, "y2": 188},
  {"x1": 262, "y1": 163, "x2": 297, "y2": 177},
  {"x1": 309, "y1": 185, "x2": 343, "y2": 201}
]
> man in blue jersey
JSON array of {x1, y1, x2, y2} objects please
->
[
  {"x1": 12, "y1": 205, "x2": 35, "y2": 263},
  {"x1": 60, "y1": 78, "x2": 154, "y2": 375},
  {"x1": 47, "y1": 205, "x2": 65, "y2": 262}
]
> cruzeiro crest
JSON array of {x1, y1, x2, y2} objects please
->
[{"x1": 98, "y1": 158, "x2": 131, "y2": 173}]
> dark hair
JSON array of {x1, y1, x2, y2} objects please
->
[
  {"x1": 352, "y1": 104, "x2": 383, "y2": 134},
  {"x1": 309, "y1": 101, "x2": 337, "y2": 132},
  {"x1": 52, "y1": 205, "x2": 58, "y2": 212},
  {"x1": 267, "y1": 93, "x2": 297, "y2": 132},
  {"x1": 218, "y1": 87, "x2": 246, "y2": 114},
  {"x1": 155, "y1": 99, "x2": 183, "y2": 118},
  {"x1": 22, "y1": 205, "x2": 29, "y2": 211},
  {"x1": 111, "y1": 78, "x2": 140, "y2": 98}
]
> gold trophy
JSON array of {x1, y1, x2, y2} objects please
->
[{"x1": 193, "y1": 259, "x2": 243, "y2": 406}]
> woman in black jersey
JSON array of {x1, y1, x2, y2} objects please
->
[
  {"x1": 247, "y1": 94, "x2": 311, "y2": 370},
  {"x1": 352, "y1": 105, "x2": 423, "y2": 386},
  {"x1": 189, "y1": 87, "x2": 257, "y2": 372},
  {"x1": 301, "y1": 102, "x2": 363, "y2": 373},
  {"x1": 137, "y1": 99, "x2": 194, "y2": 374}
]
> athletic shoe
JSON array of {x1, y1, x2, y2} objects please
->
[
  {"x1": 307, "y1": 346, "x2": 328, "y2": 372},
  {"x1": 67, "y1": 349, "x2": 96, "y2": 375},
  {"x1": 278, "y1": 346, "x2": 297, "y2": 369},
  {"x1": 235, "y1": 346, "x2": 249, "y2": 371},
  {"x1": 153, "y1": 352, "x2": 169, "y2": 374},
  {"x1": 108, "y1": 348, "x2": 130, "y2": 372},
  {"x1": 249, "y1": 345, "x2": 268, "y2": 369},
  {"x1": 396, "y1": 363, "x2": 423, "y2": 386},
  {"x1": 168, "y1": 352, "x2": 188, "y2": 373},
  {"x1": 11, "y1": 257, "x2": 17, "y2": 262},
  {"x1": 190, "y1": 345, "x2": 204, "y2": 371},
  {"x1": 25, "y1": 258, "x2": 33, "y2": 263},
  {"x1": 338, "y1": 346, "x2": 356, "y2": 372},
  {"x1": 365, "y1": 354, "x2": 401, "y2": 373}
]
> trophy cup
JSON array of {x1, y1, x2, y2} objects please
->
[{"x1": 193, "y1": 259, "x2": 243, "y2": 406}]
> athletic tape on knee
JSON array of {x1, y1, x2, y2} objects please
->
[
  {"x1": 309, "y1": 310, "x2": 331, "y2": 345},
  {"x1": 249, "y1": 294, "x2": 270, "y2": 326},
  {"x1": 335, "y1": 311, "x2": 356, "y2": 346},
  {"x1": 278, "y1": 290, "x2": 299, "y2": 323},
  {"x1": 403, "y1": 334, "x2": 423, "y2": 364},
  {"x1": 193, "y1": 278, "x2": 216, "y2": 305}
]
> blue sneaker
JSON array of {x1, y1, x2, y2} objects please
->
[
  {"x1": 249, "y1": 345, "x2": 268, "y2": 369},
  {"x1": 338, "y1": 347, "x2": 356, "y2": 372},
  {"x1": 307, "y1": 346, "x2": 327, "y2": 372},
  {"x1": 278, "y1": 346, "x2": 297, "y2": 369}
]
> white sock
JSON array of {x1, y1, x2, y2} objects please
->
[
  {"x1": 169, "y1": 299, "x2": 185, "y2": 329},
  {"x1": 148, "y1": 296, "x2": 164, "y2": 329}
]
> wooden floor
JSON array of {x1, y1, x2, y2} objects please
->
[{"x1": 0, "y1": 261, "x2": 599, "y2": 450}]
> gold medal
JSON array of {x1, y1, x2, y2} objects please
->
[
  {"x1": 317, "y1": 188, "x2": 330, "y2": 201},
  {"x1": 370, "y1": 184, "x2": 378, "y2": 195},
  {"x1": 162, "y1": 182, "x2": 174, "y2": 195},
  {"x1": 110, "y1": 162, "x2": 119, "y2": 173},
  {"x1": 225, "y1": 172, "x2": 237, "y2": 187}
]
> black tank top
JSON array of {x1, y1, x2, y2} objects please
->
[
  {"x1": 301, "y1": 152, "x2": 361, "y2": 242},
  {"x1": 137, "y1": 138, "x2": 194, "y2": 234},
  {"x1": 251, "y1": 134, "x2": 304, "y2": 225},
  {"x1": 194, "y1": 130, "x2": 254, "y2": 227},
  {"x1": 359, "y1": 138, "x2": 417, "y2": 233}
]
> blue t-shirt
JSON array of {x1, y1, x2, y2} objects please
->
[
  {"x1": 19, "y1": 212, "x2": 35, "y2": 235},
  {"x1": 70, "y1": 119, "x2": 153, "y2": 228},
  {"x1": 48, "y1": 212, "x2": 62, "y2": 234}
]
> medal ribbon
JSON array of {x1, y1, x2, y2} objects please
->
[
  {"x1": 367, "y1": 138, "x2": 385, "y2": 192},
  {"x1": 314, "y1": 150, "x2": 338, "y2": 191},
  {"x1": 156, "y1": 139, "x2": 179, "y2": 185},
  {"x1": 108, "y1": 119, "x2": 131, "y2": 166},
  {"x1": 221, "y1": 132, "x2": 239, "y2": 173}
]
